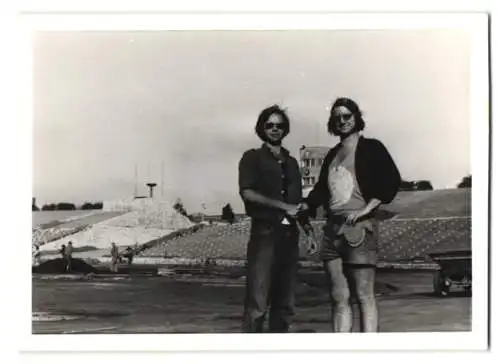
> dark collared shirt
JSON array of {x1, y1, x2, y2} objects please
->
[{"x1": 239, "y1": 144, "x2": 303, "y2": 222}]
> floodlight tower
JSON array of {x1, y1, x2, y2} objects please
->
[{"x1": 146, "y1": 182, "x2": 157, "y2": 198}]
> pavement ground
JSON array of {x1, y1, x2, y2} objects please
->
[{"x1": 32, "y1": 269, "x2": 471, "y2": 334}]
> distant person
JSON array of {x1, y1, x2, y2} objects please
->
[
  {"x1": 238, "y1": 105, "x2": 315, "y2": 333},
  {"x1": 59, "y1": 244, "x2": 67, "y2": 272},
  {"x1": 32, "y1": 245, "x2": 41, "y2": 266},
  {"x1": 110, "y1": 242, "x2": 119, "y2": 273},
  {"x1": 300, "y1": 97, "x2": 401, "y2": 332},
  {"x1": 66, "y1": 241, "x2": 74, "y2": 273},
  {"x1": 123, "y1": 247, "x2": 134, "y2": 265},
  {"x1": 59, "y1": 244, "x2": 66, "y2": 258}
]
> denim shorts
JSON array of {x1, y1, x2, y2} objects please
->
[{"x1": 319, "y1": 217, "x2": 379, "y2": 266}]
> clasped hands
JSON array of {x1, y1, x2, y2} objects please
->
[
  {"x1": 282, "y1": 201, "x2": 308, "y2": 218},
  {"x1": 283, "y1": 202, "x2": 318, "y2": 256}
]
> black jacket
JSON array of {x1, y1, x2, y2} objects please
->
[{"x1": 305, "y1": 136, "x2": 401, "y2": 214}]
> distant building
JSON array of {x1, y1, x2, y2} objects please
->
[
  {"x1": 298, "y1": 145, "x2": 330, "y2": 219},
  {"x1": 299, "y1": 145, "x2": 330, "y2": 195}
]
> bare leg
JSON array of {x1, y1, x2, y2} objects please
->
[
  {"x1": 324, "y1": 259, "x2": 351, "y2": 332},
  {"x1": 345, "y1": 267, "x2": 378, "y2": 332}
]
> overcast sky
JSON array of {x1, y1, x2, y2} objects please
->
[{"x1": 32, "y1": 30, "x2": 471, "y2": 214}]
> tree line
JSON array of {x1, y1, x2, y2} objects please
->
[
  {"x1": 32, "y1": 201, "x2": 104, "y2": 211},
  {"x1": 399, "y1": 174, "x2": 471, "y2": 191},
  {"x1": 173, "y1": 199, "x2": 236, "y2": 224}
]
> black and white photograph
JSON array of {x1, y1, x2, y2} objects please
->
[{"x1": 12, "y1": 10, "x2": 490, "y2": 353}]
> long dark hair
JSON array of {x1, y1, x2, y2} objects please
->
[
  {"x1": 327, "y1": 97, "x2": 366, "y2": 136},
  {"x1": 254, "y1": 105, "x2": 290, "y2": 142}
]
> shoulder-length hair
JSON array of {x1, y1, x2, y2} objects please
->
[
  {"x1": 327, "y1": 97, "x2": 366, "y2": 136},
  {"x1": 255, "y1": 105, "x2": 291, "y2": 142}
]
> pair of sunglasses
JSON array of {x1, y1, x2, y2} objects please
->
[
  {"x1": 332, "y1": 113, "x2": 353, "y2": 121},
  {"x1": 264, "y1": 122, "x2": 285, "y2": 130}
]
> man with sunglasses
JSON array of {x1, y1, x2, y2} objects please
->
[{"x1": 238, "y1": 104, "x2": 312, "y2": 333}]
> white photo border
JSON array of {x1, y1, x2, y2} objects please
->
[{"x1": 15, "y1": 11, "x2": 489, "y2": 352}]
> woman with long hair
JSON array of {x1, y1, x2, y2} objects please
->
[{"x1": 301, "y1": 97, "x2": 401, "y2": 332}]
